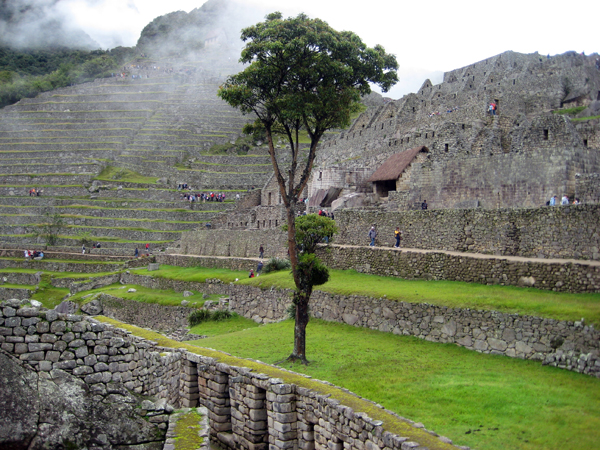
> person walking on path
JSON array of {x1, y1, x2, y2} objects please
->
[
  {"x1": 259, "y1": 245, "x2": 264, "y2": 259},
  {"x1": 257, "y1": 260, "x2": 263, "y2": 276},
  {"x1": 145, "y1": 243, "x2": 150, "y2": 252},
  {"x1": 368, "y1": 226, "x2": 377, "y2": 247},
  {"x1": 134, "y1": 248, "x2": 139, "y2": 257},
  {"x1": 394, "y1": 227, "x2": 402, "y2": 248},
  {"x1": 82, "y1": 245, "x2": 85, "y2": 255}
]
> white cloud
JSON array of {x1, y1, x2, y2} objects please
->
[{"x1": 45, "y1": 0, "x2": 600, "y2": 96}]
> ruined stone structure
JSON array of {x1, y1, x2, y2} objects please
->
[{"x1": 309, "y1": 51, "x2": 600, "y2": 211}]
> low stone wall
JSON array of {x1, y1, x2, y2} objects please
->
[
  {"x1": 316, "y1": 245, "x2": 600, "y2": 293},
  {"x1": 174, "y1": 229, "x2": 287, "y2": 259},
  {"x1": 0, "y1": 287, "x2": 32, "y2": 300},
  {"x1": 158, "y1": 254, "x2": 260, "y2": 271},
  {"x1": 0, "y1": 271, "x2": 41, "y2": 285},
  {"x1": 99, "y1": 293, "x2": 195, "y2": 332}
]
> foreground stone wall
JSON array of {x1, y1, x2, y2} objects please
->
[
  {"x1": 0, "y1": 300, "x2": 460, "y2": 450},
  {"x1": 0, "y1": 301, "x2": 184, "y2": 405}
]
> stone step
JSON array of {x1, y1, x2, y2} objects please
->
[
  {"x1": 0, "y1": 205, "x2": 221, "y2": 221},
  {"x1": 0, "y1": 214, "x2": 204, "y2": 231},
  {"x1": 0, "y1": 163, "x2": 101, "y2": 175}
]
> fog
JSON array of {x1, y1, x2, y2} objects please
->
[{"x1": 1, "y1": 0, "x2": 597, "y2": 98}]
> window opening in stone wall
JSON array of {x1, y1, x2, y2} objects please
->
[
  {"x1": 445, "y1": 143, "x2": 449, "y2": 152},
  {"x1": 263, "y1": 220, "x2": 266, "y2": 228},
  {"x1": 279, "y1": 194, "x2": 282, "y2": 204},
  {"x1": 543, "y1": 129, "x2": 549, "y2": 140},
  {"x1": 275, "y1": 220, "x2": 278, "y2": 226},
  {"x1": 462, "y1": 124, "x2": 465, "y2": 129},
  {"x1": 425, "y1": 133, "x2": 428, "y2": 139},
  {"x1": 473, "y1": 76, "x2": 475, "y2": 81},
  {"x1": 432, "y1": 131, "x2": 435, "y2": 138},
  {"x1": 469, "y1": 84, "x2": 472, "y2": 88},
  {"x1": 269, "y1": 220, "x2": 271, "y2": 227},
  {"x1": 318, "y1": 172, "x2": 322, "y2": 180},
  {"x1": 407, "y1": 137, "x2": 409, "y2": 143},
  {"x1": 583, "y1": 139, "x2": 588, "y2": 147},
  {"x1": 597, "y1": 91, "x2": 600, "y2": 101},
  {"x1": 413, "y1": 107, "x2": 415, "y2": 112},
  {"x1": 381, "y1": 124, "x2": 384, "y2": 129},
  {"x1": 513, "y1": 79, "x2": 516, "y2": 85},
  {"x1": 268, "y1": 192, "x2": 272, "y2": 206}
]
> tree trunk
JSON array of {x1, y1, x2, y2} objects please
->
[{"x1": 289, "y1": 289, "x2": 310, "y2": 364}]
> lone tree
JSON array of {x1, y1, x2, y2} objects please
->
[{"x1": 218, "y1": 12, "x2": 398, "y2": 363}]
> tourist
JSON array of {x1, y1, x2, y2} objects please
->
[
  {"x1": 394, "y1": 227, "x2": 402, "y2": 248},
  {"x1": 249, "y1": 269, "x2": 255, "y2": 278},
  {"x1": 561, "y1": 194, "x2": 569, "y2": 205},
  {"x1": 573, "y1": 198, "x2": 580, "y2": 205},
  {"x1": 368, "y1": 226, "x2": 377, "y2": 247},
  {"x1": 257, "y1": 260, "x2": 263, "y2": 276},
  {"x1": 145, "y1": 243, "x2": 150, "y2": 252},
  {"x1": 134, "y1": 248, "x2": 139, "y2": 257},
  {"x1": 82, "y1": 245, "x2": 85, "y2": 255},
  {"x1": 259, "y1": 245, "x2": 264, "y2": 259},
  {"x1": 421, "y1": 200, "x2": 428, "y2": 210},
  {"x1": 549, "y1": 195, "x2": 557, "y2": 206}
]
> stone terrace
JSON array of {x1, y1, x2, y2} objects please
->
[{"x1": 0, "y1": 63, "x2": 272, "y2": 253}]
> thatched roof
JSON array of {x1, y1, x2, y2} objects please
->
[{"x1": 367, "y1": 146, "x2": 428, "y2": 182}]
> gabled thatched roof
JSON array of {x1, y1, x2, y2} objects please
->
[{"x1": 367, "y1": 146, "x2": 428, "y2": 182}]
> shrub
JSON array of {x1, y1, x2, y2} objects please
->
[
  {"x1": 188, "y1": 309, "x2": 211, "y2": 327},
  {"x1": 211, "y1": 310, "x2": 233, "y2": 321},
  {"x1": 263, "y1": 257, "x2": 291, "y2": 273}
]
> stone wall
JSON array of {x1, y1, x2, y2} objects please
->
[
  {"x1": 332, "y1": 205, "x2": 600, "y2": 260},
  {"x1": 0, "y1": 301, "x2": 184, "y2": 405},
  {"x1": 99, "y1": 293, "x2": 196, "y2": 332},
  {"x1": 176, "y1": 229, "x2": 288, "y2": 259}
]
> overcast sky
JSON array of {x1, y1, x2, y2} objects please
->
[{"x1": 62, "y1": 0, "x2": 598, "y2": 98}]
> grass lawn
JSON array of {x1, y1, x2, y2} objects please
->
[
  {"x1": 189, "y1": 318, "x2": 600, "y2": 450},
  {"x1": 131, "y1": 265, "x2": 600, "y2": 326},
  {"x1": 68, "y1": 283, "x2": 218, "y2": 308}
]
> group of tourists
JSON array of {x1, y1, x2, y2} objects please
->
[
  {"x1": 181, "y1": 192, "x2": 227, "y2": 203},
  {"x1": 24, "y1": 250, "x2": 44, "y2": 260},
  {"x1": 488, "y1": 102, "x2": 498, "y2": 116},
  {"x1": 28, "y1": 188, "x2": 43, "y2": 196},
  {"x1": 548, "y1": 195, "x2": 580, "y2": 206}
]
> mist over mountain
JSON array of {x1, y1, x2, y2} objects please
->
[
  {"x1": 0, "y1": 0, "x2": 100, "y2": 50},
  {"x1": 136, "y1": 0, "x2": 268, "y2": 61}
]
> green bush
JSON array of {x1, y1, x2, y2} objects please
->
[
  {"x1": 211, "y1": 310, "x2": 233, "y2": 321},
  {"x1": 188, "y1": 309, "x2": 234, "y2": 326},
  {"x1": 188, "y1": 309, "x2": 211, "y2": 327},
  {"x1": 263, "y1": 257, "x2": 291, "y2": 273}
]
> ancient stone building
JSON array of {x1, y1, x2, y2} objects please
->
[{"x1": 308, "y1": 50, "x2": 600, "y2": 210}]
